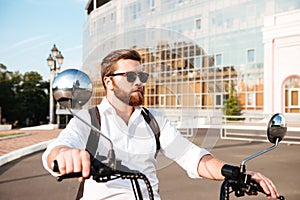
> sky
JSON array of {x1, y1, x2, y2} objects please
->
[{"x1": 0, "y1": 0, "x2": 88, "y2": 80}]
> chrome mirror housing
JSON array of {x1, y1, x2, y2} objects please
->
[
  {"x1": 52, "y1": 69, "x2": 93, "y2": 109},
  {"x1": 267, "y1": 113, "x2": 287, "y2": 144}
]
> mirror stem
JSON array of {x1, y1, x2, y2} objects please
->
[{"x1": 240, "y1": 138, "x2": 279, "y2": 173}]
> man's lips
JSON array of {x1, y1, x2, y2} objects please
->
[
  {"x1": 132, "y1": 88, "x2": 143, "y2": 94},
  {"x1": 133, "y1": 88, "x2": 143, "y2": 92}
]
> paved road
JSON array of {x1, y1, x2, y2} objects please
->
[
  {"x1": 0, "y1": 151, "x2": 79, "y2": 200},
  {"x1": 1, "y1": 132, "x2": 300, "y2": 200}
]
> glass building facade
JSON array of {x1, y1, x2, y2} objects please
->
[{"x1": 81, "y1": 0, "x2": 300, "y2": 122}]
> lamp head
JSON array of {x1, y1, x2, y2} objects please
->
[
  {"x1": 51, "y1": 44, "x2": 59, "y2": 57},
  {"x1": 47, "y1": 54, "x2": 54, "y2": 67}
]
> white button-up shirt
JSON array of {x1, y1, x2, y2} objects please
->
[{"x1": 42, "y1": 98, "x2": 210, "y2": 199}]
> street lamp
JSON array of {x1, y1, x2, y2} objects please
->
[{"x1": 47, "y1": 44, "x2": 64, "y2": 125}]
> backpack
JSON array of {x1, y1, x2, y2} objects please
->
[
  {"x1": 76, "y1": 106, "x2": 161, "y2": 200},
  {"x1": 86, "y1": 106, "x2": 161, "y2": 158}
]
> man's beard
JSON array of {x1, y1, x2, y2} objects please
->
[{"x1": 113, "y1": 83, "x2": 144, "y2": 106}]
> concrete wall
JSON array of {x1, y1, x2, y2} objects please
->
[{"x1": 0, "y1": 125, "x2": 12, "y2": 131}]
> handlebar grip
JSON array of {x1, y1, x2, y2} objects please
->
[
  {"x1": 57, "y1": 172, "x2": 83, "y2": 181},
  {"x1": 221, "y1": 164, "x2": 240, "y2": 180},
  {"x1": 51, "y1": 160, "x2": 60, "y2": 173},
  {"x1": 51, "y1": 160, "x2": 84, "y2": 181}
]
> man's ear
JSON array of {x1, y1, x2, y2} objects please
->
[{"x1": 103, "y1": 76, "x2": 113, "y2": 90}]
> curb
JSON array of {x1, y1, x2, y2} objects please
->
[
  {"x1": 0, "y1": 133, "x2": 32, "y2": 141},
  {"x1": 0, "y1": 139, "x2": 54, "y2": 167}
]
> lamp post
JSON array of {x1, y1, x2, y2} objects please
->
[{"x1": 47, "y1": 44, "x2": 64, "y2": 125}]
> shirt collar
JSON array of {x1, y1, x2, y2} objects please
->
[{"x1": 98, "y1": 97, "x2": 114, "y2": 114}]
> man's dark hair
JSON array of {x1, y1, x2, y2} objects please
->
[{"x1": 101, "y1": 49, "x2": 141, "y2": 89}]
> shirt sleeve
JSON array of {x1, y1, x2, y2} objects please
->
[
  {"x1": 151, "y1": 109, "x2": 211, "y2": 178},
  {"x1": 42, "y1": 109, "x2": 91, "y2": 175}
]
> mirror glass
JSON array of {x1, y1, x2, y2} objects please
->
[
  {"x1": 267, "y1": 113, "x2": 287, "y2": 144},
  {"x1": 52, "y1": 69, "x2": 93, "y2": 108}
]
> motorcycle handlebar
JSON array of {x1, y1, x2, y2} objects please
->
[
  {"x1": 220, "y1": 164, "x2": 285, "y2": 200},
  {"x1": 52, "y1": 158, "x2": 154, "y2": 200}
]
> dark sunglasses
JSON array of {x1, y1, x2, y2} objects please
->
[{"x1": 107, "y1": 71, "x2": 149, "y2": 83}]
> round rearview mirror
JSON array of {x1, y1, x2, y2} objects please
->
[
  {"x1": 267, "y1": 113, "x2": 287, "y2": 144},
  {"x1": 52, "y1": 69, "x2": 93, "y2": 109}
]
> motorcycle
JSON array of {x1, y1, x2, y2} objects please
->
[{"x1": 51, "y1": 69, "x2": 286, "y2": 200}]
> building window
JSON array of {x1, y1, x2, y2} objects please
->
[
  {"x1": 133, "y1": 4, "x2": 136, "y2": 19},
  {"x1": 226, "y1": 18, "x2": 233, "y2": 28},
  {"x1": 246, "y1": 92, "x2": 256, "y2": 107},
  {"x1": 215, "y1": 93, "x2": 223, "y2": 107},
  {"x1": 176, "y1": 94, "x2": 183, "y2": 107},
  {"x1": 150, "y1": 0, "x2": 155, "y2": 12},
  {"x1": 289, "y1": 89, "x2": 300, "y2": 107},
  {"x1": 215, "y1": 53, "x2": 223, "y2": 66},
  {"x1": 247, "y1": 49, "x2": 255, "y2": 63},
  {"x1": 194, "y1": 94, "x2": 202, "y2": 107},
  {"x1": 111, "y1": 13, "x2": 114, "y2": 21},
  {"x1": 195, "y1": 18, "x2": 201, "y2": 30},
  {"x1": 159, "y1": 94, "x2": 166, "y2": 106},
  {"x1": 285, "y1": 77, "x2": 300, "y2": 113},
  {"x1": 291, "y1": 90, "x2": 299, "y2": 106},
  {"x1": 90, "y1": 20, "x2": 97, "y2": 36},
  {"x1": 133, "y1": 3, "x2": 141, "y2": 19},
  {"x1": 195, "y1": 56, "x2": 203, "y2": 69}
]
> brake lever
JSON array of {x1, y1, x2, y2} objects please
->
[
  {"x1": 221, "y1": 165, "x2": 285, "y2": 200},
  {"x1": 248, "y1": 180, "x2": 285, "y2": 200}
]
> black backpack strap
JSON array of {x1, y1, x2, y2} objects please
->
[
  {"x1": 76, "y1": 106, "x2": 101, "y2": 200},
  {"x1": 141, "y1": 107, "x2": 161, "y2": 158},
  {"x1": 86, "y1": 106, "x2": 101, "y2": 157}
]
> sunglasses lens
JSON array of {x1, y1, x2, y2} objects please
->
[
  {"x1": 125, "y1": 72, "x2": 149, "y2": 83},
  {"x1": 126, "y1": 72, "x2": 137, "y2": 82},
  {"x1": 139, "y1": 72, "x2": 149, "y2": 83}
]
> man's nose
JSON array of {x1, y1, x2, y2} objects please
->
[{"x1": 133, "y1": 75, "x2": 143, "y2": 85}]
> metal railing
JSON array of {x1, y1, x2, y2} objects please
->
[
  {"x1": 161, "y1": 109, "x2": 300, "y2": 144},
  {"x1": 222, "y1": 115, "x2": 300, "y2": 145}
]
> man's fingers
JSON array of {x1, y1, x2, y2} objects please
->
[
  {"x1": 262, "y1": 177, "x2": 279, "y2": 199},
  {"x1": 55, "y1": 148, "x2": 90, "y2": 180},
  {"x1": 56, "y1": 156, "x2": 66, "y2": 174},
  {"x1": 81, "y1": 151, "x2": 90, "y2": 178},
  {"x1": 73, "y1": 150, "x2": 82, "y2": 173},
  {"x1": 250, "y1": 171, "x2": 279, "y2": 199}
]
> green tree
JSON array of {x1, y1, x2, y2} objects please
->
[
  {"x1": 223, "y1": 82, "x2": 242, "y2": 120},
  {"x1": 0, "y1": 64, "x2": 49, "y2": 127},
  {"x1": 0, "y1": 64, "x2": 16, "y2": 124},
  {"x1": 17, "y1": 72, "x2": 49, "y2": 127}
]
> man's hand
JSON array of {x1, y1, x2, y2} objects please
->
[
  {"x1": 247, "y1": 171, "x2": 279, "y2": 199},
  {"x1": 48, "y1": 145, "x2": 91, "y2": 182}
]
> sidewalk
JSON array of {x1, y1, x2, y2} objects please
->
[{"x1": 0, "y1": 126, "x2": 62, "y2": 166}]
